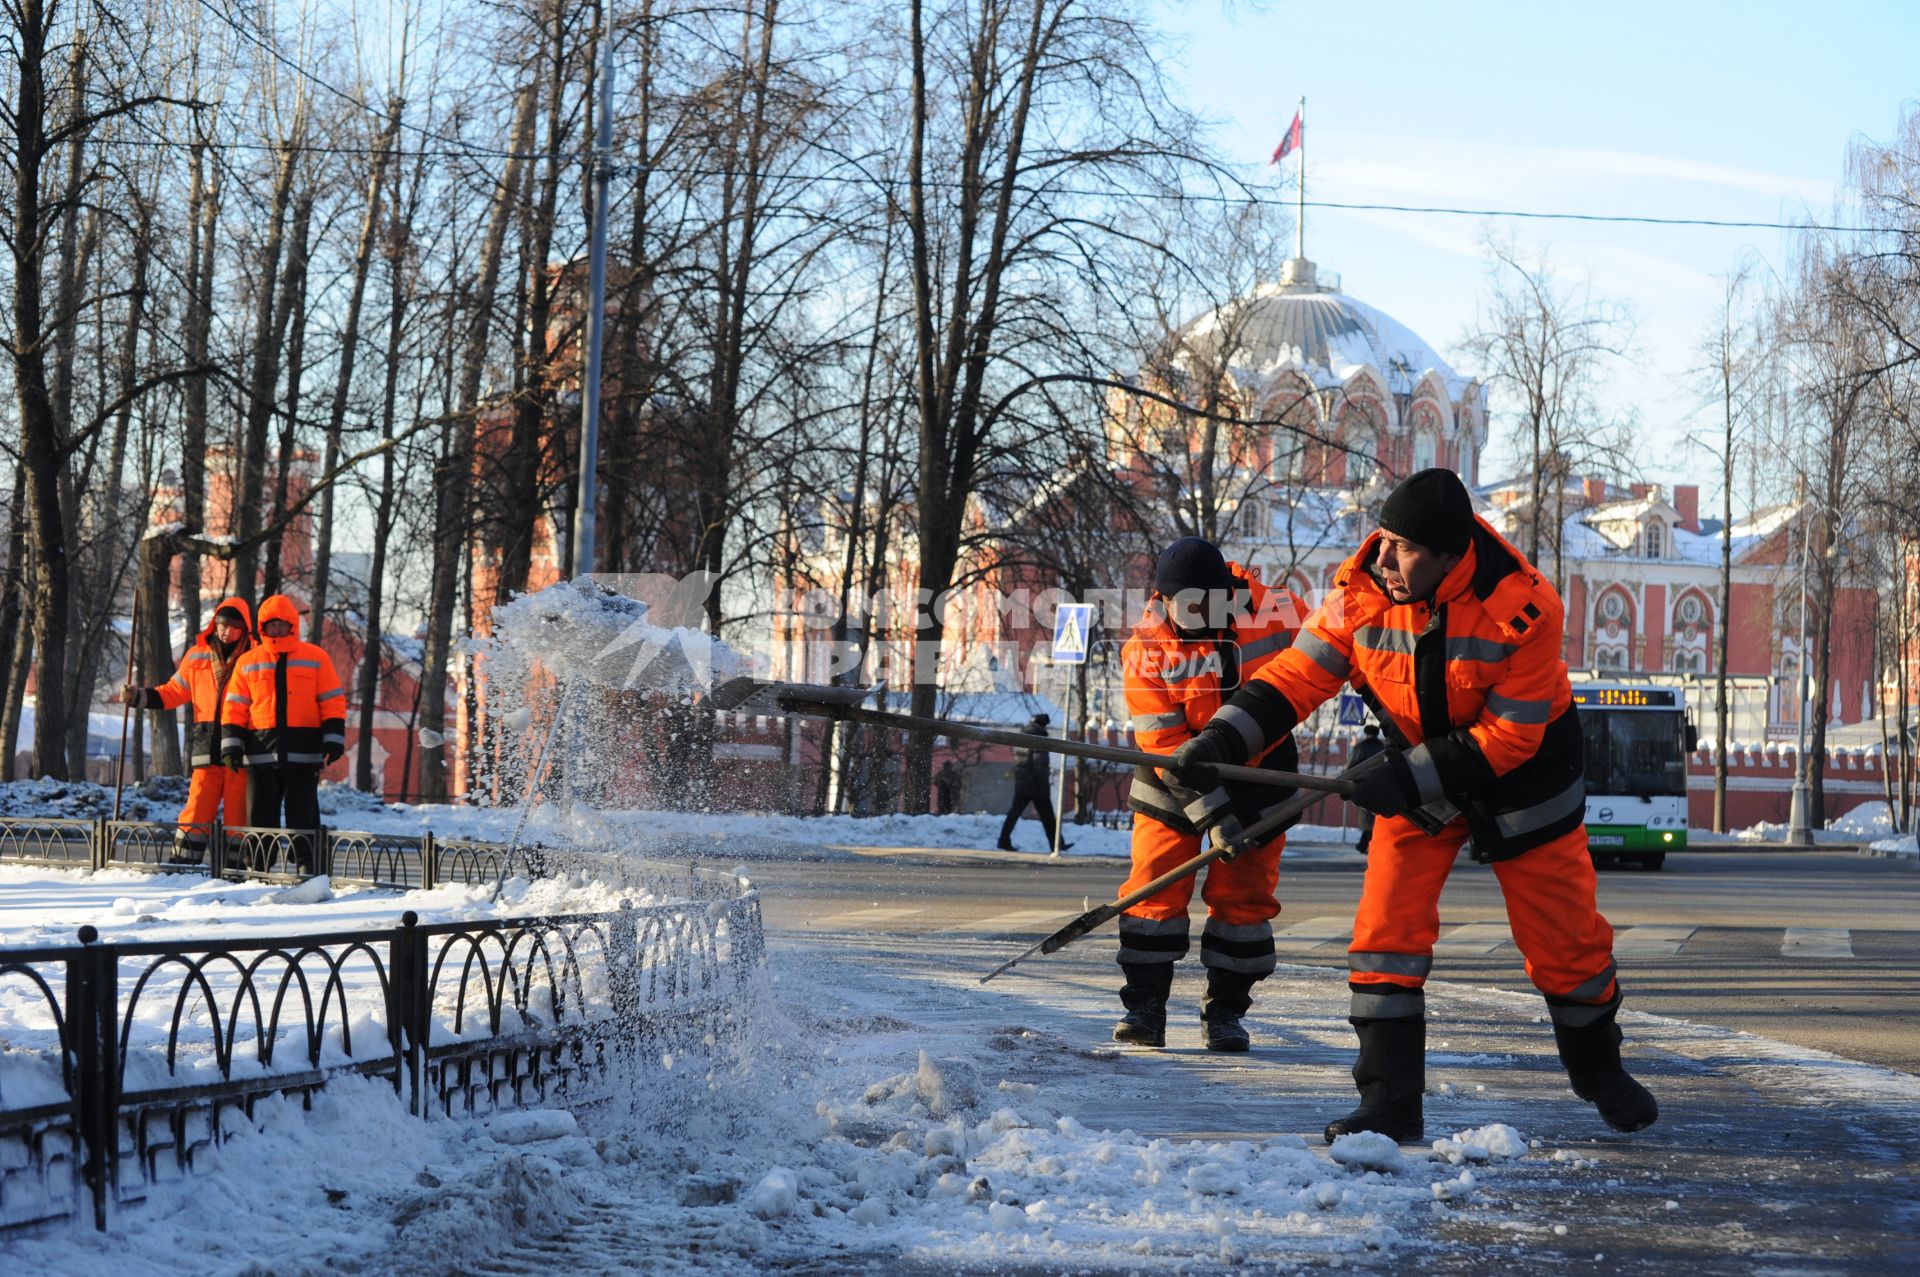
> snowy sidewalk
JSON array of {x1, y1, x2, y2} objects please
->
[{"x1": 8, "y1": 865, "x2": 1919, "y2": 1274}]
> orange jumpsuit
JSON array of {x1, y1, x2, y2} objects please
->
[
  {"x1": 146, "y1": 596, "x2": 253, "y2": 852},
  {"x1": 1119, "y1": 563, "x2": 1303, "y2": 976},
  {"x1": 1202, "y1": 518, "x2": 1619, "y2": 1030}
]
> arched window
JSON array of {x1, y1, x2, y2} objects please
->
[
  {"x1": 1413, "y1": 431, "x2": 1438, "y2": 473},
  {"x1": 1644, "y1": 522, "x2": 1664, "y2": 559},
  {"x1": 1339, "y1": 401, "x2": 1385, "y2": 488}
]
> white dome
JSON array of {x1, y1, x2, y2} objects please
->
[{"x1": 1173, "y1": 259, "x2": 1473, "y2": 401}]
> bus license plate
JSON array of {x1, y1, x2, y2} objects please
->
[{"x1": 1588, "y1": 834, "x2": 1625, "y2": 846}]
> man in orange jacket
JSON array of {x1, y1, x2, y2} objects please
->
[
  {"x1": 115, "y1": 597, "x2": 255, "y2": 863},
  {"x1": 1117, "y1": 537, "x2": 1303, "y2": 1052},
  {"x1": 220, "y1": 594, "x2": 347, "y2": 873},
  {"x1": 1168, "y1": 469, "x2": 1657, "y2": 1141}
]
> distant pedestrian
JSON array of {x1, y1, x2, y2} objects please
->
[
  {"x1": 934, "y1": 759, "x2": 961, "y2": 815},
  {"x1": 997, "y1": 714, "x2": 1067, "y2": 851},
  {"x1": 1349, "y1": 723, "x2": 1386, "y2": 854},
  {"x1": 114, "y1": 596, "x2": 255, "y2": 864},
  {"x1": 220, "y1": 594, "x2": 346, "y2": 874}
]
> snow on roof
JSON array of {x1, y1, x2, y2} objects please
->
[{"x1": 1171, "y1": 269, "x2": 1478, "y2": 402}]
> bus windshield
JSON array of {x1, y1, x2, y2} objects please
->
[{"x1": 1580, "y1": 709, "x2": 1688, "y2": 798}]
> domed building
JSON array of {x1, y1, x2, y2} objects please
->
[{"x1": 1108, "y1": 255, "x2": 1488, "y2": 595}]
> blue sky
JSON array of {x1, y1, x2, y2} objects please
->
[{"x1": 1152, "y1": 0, "x2": 1919, "y2": 508}]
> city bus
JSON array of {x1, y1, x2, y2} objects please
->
[{"x1": 1571, "y1": 682, "x2": 1698, "y2": 871}]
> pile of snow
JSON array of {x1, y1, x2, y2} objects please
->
[
  {"x1": 0, "y1": 775, "x2": 190, "y2": 822},
  {"x1": 1734, "y1": 800, "x2": 1901, "y2": 845},
  {"x1": 4, "y1": 970, "x2": 1559, "y2": 1274}
]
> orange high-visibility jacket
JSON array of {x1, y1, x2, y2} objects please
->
[
  {"x1": 220, "y1": 594, "x2": 347, "y2": 767},
  {"x1": 1206, "y1": 517, "x2": 1586, "y2": 859},
  {"x1": 1122, "y1": 562, "x2": 1304, "y2": 834},
  {"x1": 145, "y1": 595, "x2": 254, "y2": 768}
]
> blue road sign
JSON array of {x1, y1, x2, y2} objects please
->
[
  {"x1": 1337, "y1": 692, "x2": 1366, "y2": 727},
  {"x1": 1051, "y1": 604, "x2": 1094, "y2": 664}
]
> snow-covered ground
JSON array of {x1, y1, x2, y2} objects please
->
[
  {"x1": 8, "y1": 856, "x2": 1918, "y2": 1274},
  {"x1": 6, "y1": 780, "x2": 1919, "y2": 1271}
]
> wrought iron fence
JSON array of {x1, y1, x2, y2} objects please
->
[
  {"x1": 0, "y1": 815, "x2": 559, "y2": 893},
  {"x1": 0, "y1": 822, "x2": 763, "y2": 1234}
]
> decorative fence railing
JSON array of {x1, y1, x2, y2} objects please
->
[
  {"x1": 0, "y1": 813, "x2": 562, "y2": 892},
  {"x1": 0, "y1": 817, "x2": 765, "y2": 1234}
]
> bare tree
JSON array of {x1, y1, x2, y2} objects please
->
[
  {"x1": 1687, "y1": 262, "x2": 1770, "y2": 830},
  {"x1": 1464, "y1": 233, "x2": 1633, "y2": 573}
]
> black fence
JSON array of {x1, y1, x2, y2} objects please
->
[
  {"x1": 0, "y1": 816, "x2": 764, "y2": 1233},
  {"x1": 0, "y1": 813, "x2": 552, "y2": 892}
]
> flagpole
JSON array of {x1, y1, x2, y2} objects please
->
[{"x1": 1295, "y1": 95, "x2": 1306, "y2": 260}]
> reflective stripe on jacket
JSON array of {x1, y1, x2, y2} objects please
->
[
  {"x1": 1234, "y1": 516, "x2": 1585, "y2": 858},
  {"x1": 1122, "y1": 563, "x2": 1304, "y2": 834},
  {"x1": 152, "y1": 595, "x2": 254, "y2": 768},
  {"x1": 219, "y1": 594, "x2": 347, "y2": 767}
]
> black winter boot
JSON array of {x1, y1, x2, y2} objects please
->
[
  {"x1": 1201, "y1": 967, "x2": 1259, "y2": 1052},
  {"x1": 1552, "y1": 995, "x2": 1658, "y2": 1132},
  {"x1": 1324, "y1": 1011, "x2": 1425, "y2": 1143},
  {"x1": 1112, "y1": 961, "x2": 1174, "y2": 1047}
]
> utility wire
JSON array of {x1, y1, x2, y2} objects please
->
[
  {"x1": 182, "y1": 0, "x2": 1876, "y2": 235},
  {"x1": 106, "y1": 125, "x2": 1881, "y2": 235}
]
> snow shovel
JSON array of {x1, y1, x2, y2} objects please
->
[
  {"x1": 709, "y1": 677, "x2": 1357, "y2": 797},
  {"x1": 974, "y1": 780, "x2": 1335, "y2": 983}
]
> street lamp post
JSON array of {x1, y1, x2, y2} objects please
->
[
  {"x1": 1786, "y1": 490, "x2": 1814, "y2": 844},
  {"x1": 572, "y1": 0, "x2": 615, "y2": 578}
]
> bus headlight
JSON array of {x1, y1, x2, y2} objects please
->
[{"x1": 1662, "y1": 832, "x2": 1674, "y2": 842}]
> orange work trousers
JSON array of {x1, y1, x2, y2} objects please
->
[
  {"x1": 1119, "y1": 813, "x2": 1284, "y2": 927},
  {"x1": 1349, "y1": 814, "x2": 1617, "y2": 1005},
  {"x1": 178, "y1": 764, "x2": 248, "y2": 846}
]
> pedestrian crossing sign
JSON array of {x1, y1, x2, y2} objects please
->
[
  {"x1": 1337, "y1": 693, "x2": 1366, "y2": 726},
  {"x1": 1051, "y1": 604, "x2": 1094, "y2": 663}
]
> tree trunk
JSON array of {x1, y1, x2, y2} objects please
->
[
  {"x1": 232, "y1": 133, "x2": 303, "y2": 603},
  {"x1": 105, "y1": 190, "x2": 153, "y2": 526},
  {"x1": 179, "y1": 141, "x2": 219, "y2": 638},
  {"x1": 1, "y1": 606, "x2": 29, "y2": 781},
  {"x1": 355, "y1": 214, "x2": 411, "y2": 794},
  {"x1": 12, "y1": 0, "x2": 74, "y2": 778},
  {"x1": 417, "y1": 80, "x2": 535, "y2": 802},
  {"x1": 0, "y1": 473, "x2": 26, "y2": 776},
  {"x1": 496, "y1": 19, "x2": 566, "y2": 605},
  {"x1": 265, "y1": 191, "x2": 314, "y2": 599},
  {"x1": 1713, "y1": 385, "x2": 1733, "y2": 832},
  {"x1": 310, "y1": 100, "x2": 403, "y2": 643},
  {"x1": 137, "y1": 534, "x2": 184, "y2": 775}
]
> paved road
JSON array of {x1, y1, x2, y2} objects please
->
[{"x1": 748, "y1": 845, "x2": 1920, "y2": 1075}]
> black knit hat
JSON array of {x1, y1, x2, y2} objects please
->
[
  {"x1": 1153, "y1": 537, "x2": 1235, "y2": 597},
  {"x1": 1378, "y1": 468, "x2": 1474, "y2": 556},
  {"x1": 213, "y1": 605, "x2": 247, "y2": 628}
]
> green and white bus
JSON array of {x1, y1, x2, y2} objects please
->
[{"x1": 1572, "y1": 682, "x2": 1698, "y2": 871}]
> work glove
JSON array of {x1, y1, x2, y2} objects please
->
[
  {"x1": 1348, "y1": 752, "x2": 1421, "y2": 819},
  {"x1": 1206, "y1": 811, "x2": 1248, "y2": 861},
  {"x1": 1162, "y1": 728, "x2": 1233, "y2": 792},
  {"x1": 322, "y1": 743, "x2": 344, "y2": 766},
  {"x1": 220, "y1": 748, "x2": 245, "y2": 770},
  {"x1": 117, "y1": 685, "x2": 158, "y2": 709}
]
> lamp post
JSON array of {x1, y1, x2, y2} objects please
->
[
  {"x1": 572, "y1": 0, "x2": 615, "y2": 578},
  {"x1": 1786, "y1": 488, "x2": 1813, "y2": 844}
]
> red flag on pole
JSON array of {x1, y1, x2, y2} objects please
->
[{"x1": 1270, "y1": 112, "x2": 1302, "y2": 165}]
